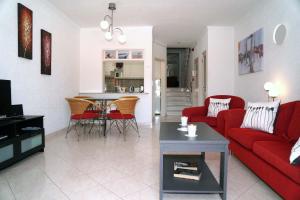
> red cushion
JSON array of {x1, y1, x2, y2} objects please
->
[
  {"x1": 228, "y1": 128, "x2": 282, "y2": 150},
  {"x1": 107, "y1": 113, "x2": 135, "y2": 119},
  {"x1": 287, "y1": 102, "x2": 300, "y2": 142},
  {"x1": 253, "y1": 141, "x2": 300, "y2": 184},
  {"x1": 110, "y1": 110, "x2": 120, "y2": 113},
  {"x1": 71, "y1": 113, "x2": 100, "y2": 120},
  {"x1": 189, "y1": 116, "x2": 217, "y2": 127}
]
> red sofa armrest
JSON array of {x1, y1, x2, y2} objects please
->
[
  {"x1": 216, "y1": 110, "x2": 231, "y2": 136},
  {"x1": 224, "y1": 109, "x2": 246, "y2": 137},
  {"x1": 182, "y1": 106, "x2": 207, "y2": 121}
]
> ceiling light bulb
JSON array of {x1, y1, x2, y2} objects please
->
[
  {"x1": 264, "y1": 82, "x2": 274, "y2": 91},
  {"x1": 118, "y1": 34, "x2": 127, "y2": 44},
  {"x1": 100, "y1": 20, "x2": 109, "y2": 30},
  {"x1": 104, "y1": 32, "x2": 112, "y2": 41}
]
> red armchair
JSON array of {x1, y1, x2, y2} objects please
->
[{"x1": 182, "y1": 95, "x2": 245, "y2": 136}]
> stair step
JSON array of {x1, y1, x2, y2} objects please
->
[
  {"x1": 167, "y1": 96, "x2": 191, "y2": 102},
  {"x1": 166, "y1": 88, "x2": 187, "y2": 92},
  {"x1": 167, "y1": 92, "x2": 190, "y2": 97},
  {"x1": 167, "y1": 102, "x2": 192, "y2": 106},
  {"x1": 167, "y1": 106, "x2": 186, "y2": 111},
  {"x1": 166, "y1": 111, "x2": 182, "y2": 116}
]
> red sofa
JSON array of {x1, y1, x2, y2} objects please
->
[
  {"x1": 225, "y1": 101, "x2": 300, "y2": 200},
  {"x1": 182, "y1": 95, "x2": 245, "y2": 135}
]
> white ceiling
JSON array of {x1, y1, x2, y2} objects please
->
[{"x1": 48, "y1": 0, "x2": 259, "y2": 47}]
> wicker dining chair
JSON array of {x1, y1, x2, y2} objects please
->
[
  {"x1": 107, "y1": 97, "x2": 140, "y2": 139},
  {"x1": 65, "y1": 98, "x2": 101, "y2": 140},
  {"x1": 120, "y1": 96, "x2": 139, "y2": 99},
  {"x1": 109, "y1": 96, "x2": 139, "y2": 113},
  {"x1": 73, "y1": 96, "x2": 92, "y2": 99},
  {"x1": 74, "y1": 95, "x2": 102, "y2": 114}
]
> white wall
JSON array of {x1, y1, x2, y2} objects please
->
[
  {"x1": 191, "y1": 29, "x2": 208, "y2": 105},
  {"x1": 153, "y1": 41, "x2": 167, "y2": 62},
  {"x1": 153, "y1": 41, "x2": 167, "y2": 116},
  {"x1": 80, "y1": 26, "x2": 153, "y2": 124},
  {"x1": 192, "y1": 27, "x2": 234, "y2": 104},
  {"x1": 234, "y1": 0, "x2": 300, "y2": 103},
  {"x1": 0, "y1": 0, "x2": 80, "y2": 134},
  {"x1": 207, "y1": 26, "x2": 235, "y2": 96}
]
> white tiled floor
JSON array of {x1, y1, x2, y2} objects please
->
[{"x1": 0, "y1": 117, "x2": 282, "y2": 200}]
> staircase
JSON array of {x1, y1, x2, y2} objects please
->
[{"x1": 166, "y1": 88, "x2": 192, "y2": 116}]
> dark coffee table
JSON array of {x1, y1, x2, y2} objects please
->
[{"x1": 159, "y1": 122, "x2": 229, "y2": 200}]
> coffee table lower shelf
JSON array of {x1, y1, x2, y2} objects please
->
[{"x1": 162, "y1": 155, "x2": 223, "y2": 195}]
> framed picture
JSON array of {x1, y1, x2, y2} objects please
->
[
  {"x1": 104, "y1": 50, "x2": 116, "y2": 59},
  {"x1": 18, "y1": 3, "x2": 33, "y2": 59},
  {"x1": 131, "y1": 50, "x2": 143, "y2": 59},
  {"x1": 238, "y1": 28, "x2": 264, "y2": 75},
  {"x1": 41, "y1": 30, "x2": 52, "y2": 75},
  {"x1": 118, "y1": 50, "x2": 129, "y2": 59}
]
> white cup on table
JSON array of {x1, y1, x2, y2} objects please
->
[
  {"x1": 188, "y1": 124, "x2": 197, "y2": 137},
  {"x1": 181, "y1": 116, "x2": 188, "y2": 127}
]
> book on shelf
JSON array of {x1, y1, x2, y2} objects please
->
[
  {"x1": 174, "y1": 161, "x2": 198, "y2": 171},
  {"x1": 173, "y1": 168, "x2": 202, "y2": 181},
  {"x1": 0, "y1": 135, "x2": 8, "y2": 140}
]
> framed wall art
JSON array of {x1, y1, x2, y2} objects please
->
[
  {"x1": 118, "y1": 50, "x2": 129, "y2": 59},
  {"x1": 18, "y1": 3, "x2": 33, "y2": 59},
  {"x1": 238, "y1": 28, "x2": 264, "y2": 75},
  {"x1": 41, "y1": 30, "x2": 52, "y2": 75},
  {"x1": 104, "y1": 50, "x2": 116, "y2": 59},
  {"x1": 131, "y1": 50, "x2": 143, "y2": 59}
]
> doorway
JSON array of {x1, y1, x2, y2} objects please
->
[{"x1": 167, "y1": 53, "x2": 180, "y2": 87}]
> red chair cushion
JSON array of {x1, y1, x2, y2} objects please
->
[
  {"x1": 71, "y1": 113, "x2": 100, "y2": 120},
  {"x1": 287, "y1": 102, "x2": 300, "y2": 142},
  {"x1": 228, "y1": 128, "x2": 282, "y2": 150},
  {"x1": 110, "y1": 110, "x2": 121, "y2": 113},
  {"x1": 107, "y1": 113, "x2": 135, "y2": 120},
  {"x1": 253, "y1": 141, "x2": 300, "y2": 184},
  {"x1": 189, "y1": 116, "x2": 217, "y2": 127}
]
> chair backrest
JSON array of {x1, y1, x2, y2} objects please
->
[
  {"x1": 74, "y1": 96, "x2": 91, "y2": 99},
  {"x1": 120, "y1": 96, "x2": 139, "y2": 99},
  {"x1": 65, "y1": 98, "x2": 94, "y2": 115},
  {"x1": 113, "y1": 98, "x2": 139, "y2": 115},
  {"x1": 204, "y1": 95, "x2": 245, "y2": 109}
]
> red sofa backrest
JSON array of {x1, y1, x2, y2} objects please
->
[
  {"x1": 274, "y1": 101, "x2": 300, "y2": 142},
  {"x1": 287, "y1": 102, "x2": 300, "y2": 142},
  {"x1": 204, "y1": 95, "x2": 245, "y2": 110}
]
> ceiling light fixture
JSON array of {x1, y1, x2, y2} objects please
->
[{"x1": 100, "y1": 3, "x2": 126, "y2": 44}]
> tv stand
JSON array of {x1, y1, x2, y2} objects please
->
[{"x1": 0, "y1": 116, "x2": 44, "y2": 170}]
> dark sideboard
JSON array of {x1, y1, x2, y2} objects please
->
[{"x1": 0, "y1": 116, "x2": 45, "y2": 170}]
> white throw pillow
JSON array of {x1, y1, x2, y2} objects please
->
[
  {"x1": 241, "y1": 100, "x2": 280, "y2": 134},
  {"x1": 290, "y1": 137, "x2": 300, "y2": 165},
  {"x1": 207, "y1": 98, "x2": 231, "y2": 117}
]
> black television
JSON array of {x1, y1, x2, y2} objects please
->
[{"x1": 0, "y1": 80, "x2": 12, "y2": 116}]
